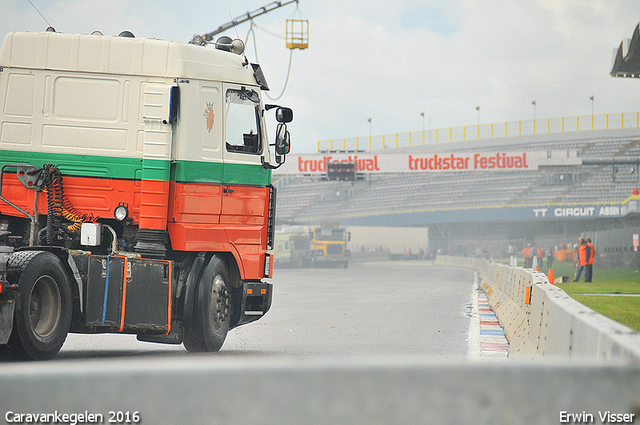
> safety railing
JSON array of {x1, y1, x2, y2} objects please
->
[{"x1": 317, "y1": 112, "x2": 640, "y2": 152}]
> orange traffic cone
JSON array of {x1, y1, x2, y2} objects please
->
[{"x1": 548, "y1": 268, "x2": 555, "y2": 285}]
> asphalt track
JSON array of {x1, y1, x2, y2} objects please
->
[
  {"x1": 5, "y1": 263, "x2": 640, "y2": 425},
  {"x1": 55, "y1": 261, "x2": 475, "y2": 360}
]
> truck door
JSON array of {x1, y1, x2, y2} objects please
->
[
  {"x1": 139, "y1": 84, "x2": 174, "y2": 231},
  {"x1": 221, "y1": 85, "x2": 271, "y2": 279}
]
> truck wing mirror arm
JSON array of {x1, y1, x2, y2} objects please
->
[{"x1": 261, "y1": 156, "x2": 283, "y2": 170}]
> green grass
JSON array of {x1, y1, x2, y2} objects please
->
[
  {"x1": 513, "y1": 260, "x2": 640, "y2": 331},
  {"x1": 551, "y1": 262, "x2": 640, "y2": 295},
  {"x1": 571, "y1": 295, "x2": 640, "y2": 332}
]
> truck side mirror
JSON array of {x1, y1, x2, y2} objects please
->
[
  {"x1": 276, "y1": 107, "x2": 293, "y2": 123},
  {"x1": 275, "y1": 123, "x2": 290, "y2": 158},
  {"x1": 262, "y1": 105, "x2": 293, "y2": 169}
]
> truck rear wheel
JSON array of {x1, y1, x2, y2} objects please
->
[
  {"x1": 7, "y1": 251, "x2": 72, "y2": 360},
  {"x1": 183, "y1": 256, "x2": 231, "y2": 352}
]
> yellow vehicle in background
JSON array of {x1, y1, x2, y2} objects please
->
[
  {"x1": 307, "y1": 223, "x2": 351, "y2": 268},
  {"x1": 274, "y1": 228, "x2": 311, "y2": 268},
  {"x1": 273, "y1": 223, "x2": 351, "y2": 268}
]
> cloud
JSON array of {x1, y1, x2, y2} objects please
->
[
  {"x1": 1, "y1": 0, "x2": 639, "y2": 153},
  {"x1": 286, "y1": 0, "x2": 640, "y2": 152}
]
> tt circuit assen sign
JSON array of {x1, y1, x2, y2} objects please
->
[
  {"x1": 531, "y1": 205, "x2": 624, "y2": 219},
  {"x1": 276, "y1": 152, "x2": 539, "y2": 175}
]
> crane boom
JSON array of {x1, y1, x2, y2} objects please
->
[{"x1": 198, "y1": 0, "x2": 298, "y2": 42}]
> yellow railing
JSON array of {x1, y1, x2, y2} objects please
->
[{"x1": 317, "y1": 112, "x2": 640, "y2": 152}]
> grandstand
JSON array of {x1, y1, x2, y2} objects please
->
[
  {"x1": 273, "y1": 123, "x2": 640, "y2": 259},
  {"x1": 275, "y1": 129, "x2": 640, "y2": 222}
]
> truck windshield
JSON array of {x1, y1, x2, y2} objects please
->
[
  {"x1": 225, "y1": 88, "x2": 262, "y2": 154},
  {"x1": 315, "y1": 228, "x2": 345, "y2": 241}
]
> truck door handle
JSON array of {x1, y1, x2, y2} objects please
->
[{"x1": 223, "y1": 188, "x2": 234, "y2": 194}]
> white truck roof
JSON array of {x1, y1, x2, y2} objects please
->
[{"x1": 0, "y1": 31, "x2": 257, "y2": 85}]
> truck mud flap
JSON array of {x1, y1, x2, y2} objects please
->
[
  {"x1": 181, "y1": 253, "x2": 206, "y2": 329},
  {"x1": 0, "y1": 298, "x2": 15, "y2": 345},
  {"x1": 0, "y1": 246, "x2": 15, "y2": 344}
]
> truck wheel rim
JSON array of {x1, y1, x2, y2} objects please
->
[
  {"x1": 210, "y1": 274, "x2": 229, "y2": 329},
  {"x1": 29, "y1": 275, "x2": 61, "y2": 338}
]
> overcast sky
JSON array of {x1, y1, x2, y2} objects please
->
[{"x1": 2, "y1": 0, "x2": 640, "y2": 153}]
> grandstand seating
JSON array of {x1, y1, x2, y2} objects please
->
[{"x1": 274, "y1": 134, "x2": 640, "y2": 224}]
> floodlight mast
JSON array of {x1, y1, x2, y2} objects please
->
[{"x1": 195, "y1": 0, "x2": 298, "y2": 42}]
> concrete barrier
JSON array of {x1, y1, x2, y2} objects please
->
[
  {"x1": 435, "y1": 255, "x2": 640, "y2": 362},
  {"x1": 1, "y1": 357, "x2": 640, "y2": 425}
]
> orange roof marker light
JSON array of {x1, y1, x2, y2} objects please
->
[{"x1": 286, "y1": 3, "x2": 308, "y2": 50}]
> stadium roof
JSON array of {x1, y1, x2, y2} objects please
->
[{"x1": 611, "y1": 23, "x2": 640, "y2": 78}]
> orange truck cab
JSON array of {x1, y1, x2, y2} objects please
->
[{"x1": 0, "y1": 30, "x2": 292, "y2": 359}]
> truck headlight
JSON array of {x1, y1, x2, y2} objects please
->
[{"x1": 114, "y1": 203, "x2": 129, "y2": 221}]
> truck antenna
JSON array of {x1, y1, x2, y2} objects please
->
[
  {"x1": 26, "y1": 0, "x2": 53, "y2": 29},
  {"x1": 229, "y1": 12, "x2": 241, "y2": 40}
]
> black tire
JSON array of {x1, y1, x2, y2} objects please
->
[
  {"x1": 183, "y1": 256, "x2": 231, "y2": 352},
  {"x1": 7, "y1": 251, "x2": 72, "y2": 360}
]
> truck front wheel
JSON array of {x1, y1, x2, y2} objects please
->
[
  {"x1": 7, "y1": 251, "x2": 72, "y2": 360},
  {"x1": 183, "y1": 255, "x2": 231, "y2": 352}
]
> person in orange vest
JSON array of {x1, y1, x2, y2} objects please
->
[
  {"x1": 585, "y1": 238, "x2": 595, "y2": 282},
  {"x1": 522, "y1": 244, "x2": 532, "y2": 268},
  {"x1": 537, "y1": 246, "x2": 544, "y2": 267},
  {"x1": 573, "y1": 237, "x2": 590, "y2": 282}
]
